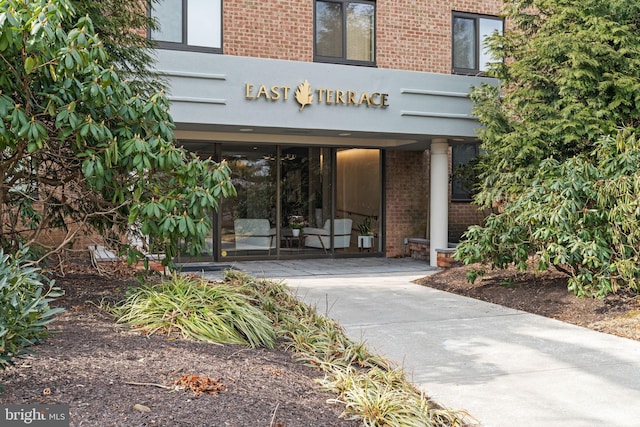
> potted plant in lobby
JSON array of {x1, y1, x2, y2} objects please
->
[
  {"x1": 288, "y1": 215, "x2": 307, "y2": 237},
  {"x1": 357, "y1": 216, "x2": 375, "y2": 250}
]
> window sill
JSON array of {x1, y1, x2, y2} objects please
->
[{"x1": 313, "y1": 57, "x2": 377, "y2": 68}]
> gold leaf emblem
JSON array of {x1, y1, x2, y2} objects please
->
[{"x1": 295, "y1": 80, "x2": 313, "y2": 111}]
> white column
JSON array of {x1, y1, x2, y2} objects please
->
[{"x1": 430, "y1": 139, "x2": 449, "y2": 266}]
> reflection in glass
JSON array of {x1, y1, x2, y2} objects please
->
[
  {"x1": 280, "y1": 147, "x2": 333, "y2": 253},
  {"x1": 451, "y1": 143, "x2": 480, "y2": 200},
  {"x1": 316, "y1": 1, "x2": 343, "y2": 57},
  {"x1": 221, "y1": 146, "x2": 277, "y2": 256},
  {"x1": 188, "y1": 0, "x2": 221, "y2": 48},
  {"x1": 346, "y1": 3, "x2": 374, "y2": 61},
  {"x1": 453, "y1": 17, "x2": 475, "y2": 70},
  {"x1": 479, "y1": 19, "x2": 503, "y2": 71},
  {"x1": 150, "y1": 0, "x2": 183, "y2": 43}
]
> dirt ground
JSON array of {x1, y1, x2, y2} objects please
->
[
  {"x1": 2, "y1": 259, "x2": 640, "y2": 427},
  {"x1": 0, "y1": 260, "x2": 360, "y2": 427},
  {"x1": 415, "y1": 263, "x2": 640, "y2": 341}
]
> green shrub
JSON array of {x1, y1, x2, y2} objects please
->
[
  {"x1": 0, "y1": 248, "x2": 64, "y2": 371},
  {"x1": 457, "y1": 130, "x2": 640, "y2": 298},
  {"x1": 112, "y1": 274, "x2": 276, "y2": 348}
]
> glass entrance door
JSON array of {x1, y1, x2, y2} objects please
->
[
  {"x1": 220, "y1": 145, "x2": 277, "y2": 258},
  {"x1": 280, "y1": 147, "x2": 332, "y2": 254},
  {"x1": 197, "y1": 143, "x2": 381, "y2": 260}
]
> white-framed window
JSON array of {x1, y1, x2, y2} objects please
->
[
  {"x1": 150, "y1": 0, "x2": 222, "y2": 52},
  {"x1": 452, "y1": 12, "x2": 503, "y2": 75},
  {"x1": 314, "y1": 0, "x2": 375, "y2": 66}
]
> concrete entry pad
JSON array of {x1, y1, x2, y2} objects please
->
[{"x1": 202, "y1": 258, "x2": 640, "y2": 427}]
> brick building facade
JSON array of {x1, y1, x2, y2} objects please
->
[{"x1": 147, "y1": 0, "x2": 503, "y2": 265}]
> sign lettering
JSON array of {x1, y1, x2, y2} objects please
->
[{"x1": 245, "y1": 81, "x2": 389, "y2": 110}]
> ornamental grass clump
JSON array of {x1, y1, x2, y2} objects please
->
[
  {"x1": 321, "y1": 365, "x2": 468, "y2": 427},
  {"x1": 112, "y1": 274, "x2": 275, "y2": 348},
  {"x1": 223, "y1": 270, "x2": 387, "y2": 369},
  {"x1": 222, "y1": 270, "x2": 468, "y2": 427}
]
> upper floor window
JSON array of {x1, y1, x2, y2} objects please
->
[
  {"x1": 452, "y1": 12, "x2": 502, "y2": 75},
  {"x1": 315, "y1": 0, "x2": 375, "y2": 66},
  {"x1": 150, "y1": 0, "x2": 222, "y2": 53}
]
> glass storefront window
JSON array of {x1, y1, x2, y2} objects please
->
[
  {"x1": 221, "y1": 145, "x2": 278, "y2": 257},
  {"x1": 280, "y1": 147, "x2": 332, "y2": 254},
  {"x1": 180, "y1": 142, "x2": 381, "y2": 260}
]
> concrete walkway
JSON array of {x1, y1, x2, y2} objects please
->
[{"x1": 201, "y1": 258, "x2": 640, "y2": 427}]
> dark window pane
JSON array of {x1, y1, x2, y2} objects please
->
[
  {"x1": 453, "y1": 17, "x2": 476, "y2": 70},
  {"x1": 316, "y1": 1, "x2": 343, "y2": 58},
  {"x1": 452, "y1": 143, "x2": 479, "y2": 200},
  {"x1": 346, "y1": 3, "x2": 374, "y2": 61}
]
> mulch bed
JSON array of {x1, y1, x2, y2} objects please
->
[
  {"x1": 0, "y1": 261, "x2": 359, "y2": 427},
  {"x1": 5, "y1": 258, "x2": 640, "y2": 426},
  {"x1": 415, "y1": 263, "x2": 640, "y2": 340}
]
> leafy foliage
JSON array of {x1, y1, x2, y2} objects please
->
[
  {"x1": 321, "y1": 365, "x2": 466, "y2": 427},
  {"x1": 0, "y1": 248, "x2": 64, "y2": 371},
  {"x1": 472, "y1": 0, "x2": 640, "y2": 206},
  {"x1": 0, "y1": 0, "x2": 235, "y2": 265},
  {"x1": 70, "y1": 0, "x2": 164, "y2": 96},
  {"x1": 457, "y1": 130, "x2": 640, "y2": 297},
  {"x1": 458, "y1": 0, "x2": 640, "y2": 296},
  {"x1": 357, "y1": 216, "x2": 373, "y2": 235}
]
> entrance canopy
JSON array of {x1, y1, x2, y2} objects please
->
[{"x1": 155, "y1": 51, "x2": 495, "y2": 151}]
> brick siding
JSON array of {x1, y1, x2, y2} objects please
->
[
  {"x1": 224, "y1": 0, "x2": 503, "y2": 74},
  {"x1": 449, "y1": 202, "x2": 491, "y2": 242},
  {"x1": 377, "y1": 0, "x2": 503, "y2": 73},
  {"x1": 384, "y1": 151, "x2": 429, "y2": 257},
  {"x1": 223, "y1": 0, "x2": 314, "y2": 61}
]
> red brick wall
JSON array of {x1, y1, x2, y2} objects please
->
[
  {"x1": 449, "y1": 202, "x2": 490, "y2": 242},
  {"x1": 223, "y1": 0, "x2": 314, "y2": 61},
  {"x1": 384, "y1": 147, "x2": 490, "y2": 257},
  {"x1": 377, "y1": 0, "x2": 503, "y2": 73},
  {"x1": 223, "y1": 0, "x2": 503, "y2": 73},
  {"x1": 384, "y1": 151, "x2": 429, "y2": 257}
]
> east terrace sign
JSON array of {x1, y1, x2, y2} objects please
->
[{"x1": 245, "y1": 80, "x2": 389, "y2": 111}]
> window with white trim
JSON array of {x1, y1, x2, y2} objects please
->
[
  {"x1": 452, "y1": 12, "x2": 502, "y2": 75},
  {"x1": 150, "y1": 0, "x2": 222, "y2": 52}
]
